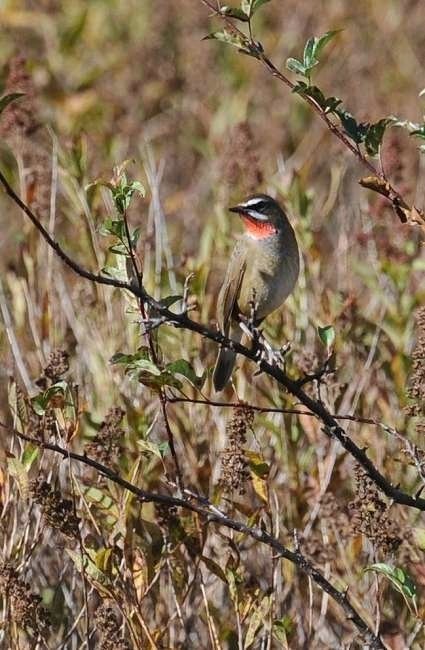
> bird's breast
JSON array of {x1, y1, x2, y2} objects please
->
[{"x1": 238, "y1": 233, "x2": 299, "y2": 320}]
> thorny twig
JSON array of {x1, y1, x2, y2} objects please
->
[{"x1": 295, "y1": 357, "x2": 335, "y2": 388}]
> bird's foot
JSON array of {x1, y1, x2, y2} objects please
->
[{"x1": 254, "y1": 335, "x2": 291, "y2": 368}]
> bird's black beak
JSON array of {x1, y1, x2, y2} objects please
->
[{"x1": 229, "y1": 205, "x2": 244, "y2": 214}]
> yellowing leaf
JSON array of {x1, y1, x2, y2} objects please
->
[
  {"x1": 245, "y1": 595, "x2": 272, "y2": 647},
  {"x1": 246, "y1": 451, "x2": 269, "y2": 503}
]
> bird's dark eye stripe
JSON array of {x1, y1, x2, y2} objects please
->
[{"x1": 248, "y1": 200, "x2": 267, "y2": 212}]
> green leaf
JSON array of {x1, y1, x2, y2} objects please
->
[
  {"x1": 137, "y1": 439, "x2": 169, "y2": 459},
  {"x1": 393, "y1": 119, "x2": 425, "y2": 152},
  {"x1": 137, "y1": 371, "x2": 182, "y2": 390},
  {"x1": 273, "y1": 616, "x2": 294, "y2": 643},
  {"x1": 204, "y1": 29, "x2": 255, "y2": 57},
  {"x1": 109, "y1": 242, "x2": 130, "y2": 256},
  {"x1": 292, "y1": 82, "x2": 342, "y2": 114},
  {"x1": 111, "y1": 350, "x2": 161, "y2": 376},
  {"x1": 7, "y1": 457, "x2": 30, "y2": 496},
  {"x1": 111, "y1": 349, "x2": 183, "y2": 389},
  {"x1": 66, "y1": 548, "x2": 113, "y2": 591},
  {"x1": 286, "y1": 58, "x2": 307, "y2": 76},
  {"x1": 334, "y1": 107, "x2": 368, "y2": 144},
  {"x1": 129, "y1": 180, "x2": 146, "y2": 196},
  {"x1": 21, "y1": 443, "x2": 39, "y2": 471},
  {"x1": 250, "y1": 0, "x2": 272, "y2": 16},
  {"x1": 317, "y1": 325, "x2": 335, "y2": 348},
  {"x1": 111, "y1": 178, "x2": 145, "y2": 214},
  {"x1": 200, "y1": 556, "x2": 227, "y2": 582},
  {"x1": 303, "y1": 37, "x2": 317, "y2": 71},
  {"x1": 311, "y1": 30, "x2": 340, "y2": 60},
  {"x1": 100, "y1": 218, "x2": 126, "y2": 239},
  {"x1": 246, "y1": 450, "x2": 269, "y2": 502},
  {"x1": 245, "y1": 595, "x2": 271, "y2": 647},
  {"x1": 364, "y1": 118, "x2": 394, "y2": 156},
  {"x1": 287, "y1": 31, "x2": 340, "y2": 81},
  {"x1": 220, "y1": 6, "x2": 249, "y2": 21},
  {"x1": 365, "y1": 563, "x2": 417, "y2": 608},
  {"x1": 246, "y1": 451, "x2": 269, "y2": 478},
  {"x1": 84, "y1": 486, "x2": 115, "y2": 511},
  {"x1": 131, "y1": 226, "x2": 142, "y2": 247},
  {"x1": 31, "y1": 381, "x2": 68, "y2": 415},
  {"x1": 101, "y1": 265, "x2": 128, "y2": 281},
  {"x1": 165, "y1": 359, "x2": 205, "y2": 389},
  {"x1": 129, "y1": 359, "x2": 163, "y2": 376},
  {"x1": 241, "y1": 0, "x2": 271, "y2": 17},
  {"x1": 89, "y1": 172, "x2": 146, "y2": 215},
  {"x1": 31, "y1": 393, "x2": 48, "y2": 416},
  {"x1": 0, "y1": 92, "x2": 25, "y2": 115},
  {"x1": 112, "y1": 348, "x2": 151, "y2": 363}
]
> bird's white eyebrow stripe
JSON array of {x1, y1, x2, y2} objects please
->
[{"x1": 240, "y1": 197, "x2": 265, "y2": 208}]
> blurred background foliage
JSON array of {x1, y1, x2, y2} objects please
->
[{"x1": 0, "y1": 0, "x2": 424, "y2": 648}]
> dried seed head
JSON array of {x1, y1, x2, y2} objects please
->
[
  {"x1": 30, "y1": 478, "x2": 80, "y2": 540},
  {"x1": 43, "y1": 349, "x2": 70, "y2": 381},
  {"x1": 85, "y1": 407, "x2": 125, "y2": 468},
  {"x1": 219, "y1": 406, "x2": 253, "y2": 495},
  {"x1": 406, "y1": 307, "x2": 425, "y2": 424},
  {"x1": 349, "y1": 465, "x2": 401, "y2": 556},
  {"x1": 0, "y1": 561, "x2": 50, "y2": 636},
  {"x1": 94, "y1": 602, "x2": 131, "y2": 650}
]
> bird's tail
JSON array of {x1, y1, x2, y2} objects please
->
[{"x1": 213, "y1": 328, "x2": 241, "y2": 391}]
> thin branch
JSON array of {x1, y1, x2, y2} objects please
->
[
  {"x1": 166, "y1": 396, "x2": 401, "y2": 429},
  {"x1": 1, "y1": 169, "x2": 425, "y2": 514},
  {"x1": 122, "y1": 203, "x2": 183, "y2": 490},
  {"x1": 1, "y1": 422, "x2": 384, "y2": 650}
]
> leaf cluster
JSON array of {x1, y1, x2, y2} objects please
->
[{"x1": 111, "y1": 349, "x2": 205, "y2": 392}]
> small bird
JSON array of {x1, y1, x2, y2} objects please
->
[{"x1": 213, "y1": 194, "x2": 299, "y2": 391}]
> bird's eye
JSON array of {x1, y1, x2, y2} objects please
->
[{"x1": 253, "y1": 200, "x2": 267, "y2": 212}]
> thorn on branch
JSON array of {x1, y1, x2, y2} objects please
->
[
  {"x1": 415, "y1": 485, "x2": 425, "y2": 499},
  {"x1": 296, "y1": 357, "x2": 334, "y2": 388}
]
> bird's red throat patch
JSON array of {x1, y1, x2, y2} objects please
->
[{"x1": 241, "y1": 214, "x2": 277, "y2": 239}]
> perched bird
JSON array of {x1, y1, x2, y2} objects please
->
[{"x1": 213, "y1": 194, "x2": 299, "y2": 391}]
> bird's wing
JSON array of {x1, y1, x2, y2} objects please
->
[{"x1": 217, "y1": 243, "x2": 246, "y2": 335}]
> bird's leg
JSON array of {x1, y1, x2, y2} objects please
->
[
  {"x1": 240, "y1": 290, "x2": 291, "y2": 368},
  {"x1": 252, "y1": 330, "x2": 291, "y2": 370},
  {"x1": 238, "y1": 290, "x2": 263, "y2": 358},
  {"x1": 238, "y1": 319, "x2": 262, "y2": 358}
]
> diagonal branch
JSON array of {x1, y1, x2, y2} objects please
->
[
  {"x1": 1, "y1": 170, "x2": 425, "y2": 514},
  {"x1": 200, "y1": 0, "x2": 425, "y2": 230},
  {"x1": 0, "y1": 421, "x2": 384, "y2": 650}
]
